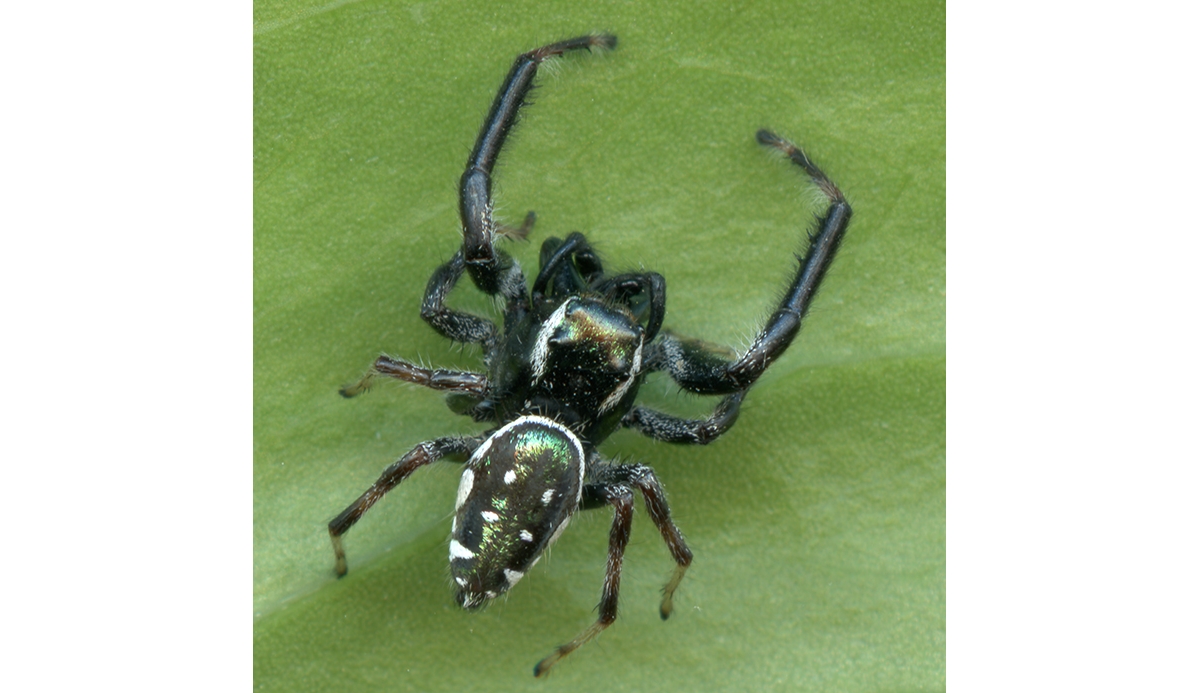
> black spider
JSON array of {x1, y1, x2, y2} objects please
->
[{"x1": 328, "y1": 34, "x2": 852, "y2": 677}]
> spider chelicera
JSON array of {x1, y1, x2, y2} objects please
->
[{"x1": 328, "y1": 34, "x2": 851, "y2": 676}]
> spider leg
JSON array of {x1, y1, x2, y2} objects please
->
[
  {"x1": 584, "y1": 462, "x2": 693, "y2": 618},
  {"x1": 420, "y1": 252, "x2": 500, "y2": 347},
  {"x1": 339, "y1": 354, "x2": 488, "y2": 399},
  {"x1": 535, "y1": 460, "x2": 692, "y2": 675},
  {"x1": 346, "y1": 252, "x2": 500, "y2": 399},
  {"x1": 533, "y1": 232, "x2": 603, "y2": 297},
  {"x1": 328, "y1": 436, "x2": 481, "y2": 576},
  {"x1": 656, "y1": 131, "x2": 851, "y2": 395},
  {"x1": 595, "y1": 272, "x2": 666, "y2": 342},
  {"x1": 459, "y1": 34, "x2": 615, "y2": 298},
  {"x1": 535, "y1": 480, "x2": 633, "y2": 677},
  {"x1": 621, "y1": 391, "x2": 744, "y2": 445}
]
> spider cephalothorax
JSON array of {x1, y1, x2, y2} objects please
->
[{"x1": 327, "y1": 34, "x2": 852, "y2": 676}]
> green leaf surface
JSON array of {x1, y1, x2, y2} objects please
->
[{"x1": 255, "y1": 1, "x2": 944, "y2": 690}]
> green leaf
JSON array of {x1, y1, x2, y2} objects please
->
[{"x1": 255, "y1": 1, "x2": 944, "y2": 690}]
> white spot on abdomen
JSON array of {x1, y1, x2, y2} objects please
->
[
  {"x1": 504, "y1": 569, "x2": 525, "y2": 587},
  {"x1": 504, "y1": 469, "x2": 517, "y2": 485},
  {"x1": 548, "y1": 517, "x2": 571, "y2": 547},
  {"x1": 481, "y1": 510, "x2": 500, "y2": 523},
  {"x1": 519, "y1": 529, "x2": 534, "y2": 542},
  {"x1": 455, "y1": 469, "x2": 474, "y2": 511},
  {"x1": 449, "y1": 539, "x2": 475, "y2": 561}
]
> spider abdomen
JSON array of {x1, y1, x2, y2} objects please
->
[{"x1": 450, "y1": 415, "x2": 585, "y2": 609}]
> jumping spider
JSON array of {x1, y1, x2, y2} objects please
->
[{"x1": 328, "y1": 34, "x2": 851, "y2": 676}]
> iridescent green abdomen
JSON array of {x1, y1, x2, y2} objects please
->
[{"x1": 450, "y1": 415, "x2": 585, "y2": 609}]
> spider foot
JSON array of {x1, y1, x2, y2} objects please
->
[
  {"x1": 534, "y1": 621, "x2": 607, "y2": 677},
  {"x1": 330, "y1": 531, "x2": 348, "y2": 577},
  {"x1": 756, "y1": 129, "x2": 844, "y2": 203},
  {"x1": 659, "y1": 563, "x2": 688, "y2": 619},
  {"x1": 338, "y1": 370, "x2": 376, "y2": 398}
]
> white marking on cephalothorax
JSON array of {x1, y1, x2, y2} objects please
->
[
  {"x1": 455, "y1": 469, "x2": 475, "y2": 511},
  {"x1": 519, "y1": 529, "x2": 534, "y2": 542},
  {"x1": 598, "y1": 335, "x2": 645, "y2": 414},
  {"x1": 531, "y1": 299, "x2": 573, "y2": 381},
  {"x1": 449, "y1": 539, "x2": 475, "y2": 561},
  {"x1": 485, "y1": 590, "x2": 497, "y2": 599},
  {"x1": 451, "y1": 516, "x2": 457, "y2": 533},
  {"x1": 547, "y1": 516, "x2": 571, "y2": 548},
  {"x1": 504, "y1": 569, "x2": 525, "y2": 588},
  {"x1": 455, "y1": 576, "x2": 468, "y2": 588},
  {"x1": 481, "y1": 510, "x2": 500, "y2": 523},
  {"x1": 503, "y1": 469, "x2": 517, "y2": 485},
  {"x1": 541, "y1": 489, "x2": 555, "y2": 505}
]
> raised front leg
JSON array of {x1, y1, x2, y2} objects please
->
[
  {"x1": 419, "y1": 252, "x2": 500, "y2": 347},
  {"x1": 458, "y1": 34, "x2": 616, "y2": 298},
  {"x1": 656, "y1": 130, "x2": 852, "y2": 395}
]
